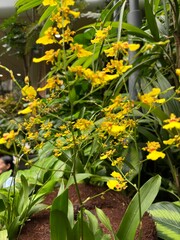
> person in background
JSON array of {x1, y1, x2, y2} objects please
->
[{"x1": 0, "y1": 155, "x2": 15, "y2": 188}]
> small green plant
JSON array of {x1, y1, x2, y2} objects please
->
[{"x1": 49, "y1": 175, "x2": 161, "y2": 240}]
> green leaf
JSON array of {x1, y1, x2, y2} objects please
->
[
  {"x1": 154, "y1": 0, "x2": 161, "y2": 13},
  {"x1": 39, "y1": 6, "x2": 56, "y2": 24},
  {"x1": 73, "y1": 217, "x2": 95, "y2": 240},
  {"x1": 117, "y1": 0, "x2": 127, "y2": 41},
  {"x1": 144, "y1": 0, "x2": 160, "y2": 41},
  {"x1": 137, "y1": 126, "x2": 160, "y2": 141},
  {"x1": 116, "y1": 175, "x2": 161, "y2": 240},
  {"x1": 50, "y1": 210, "x2": 72, "y2": 240},
  {"x1": 71, "y1": 45, "x2": 102, "y2": 68},
  {"x1": 68, "y1": 200, "x2": 74, "y2": 228},
  {"x1": 84, "y1": 209, "x2": 99, "y2": 235},
  {"x1": 50, "y1": 189, "x2": 72, "y2": 240},
  {"x1": 66, "y1": 173, "x2": 92, "y2": 188},
  {"x1": 122, "y1": 22, "x2": 154, "y2": 41},
  {"x1": 155, "y1": 70, "x2": 180, "y2": 116},
  {"x1": 96, "y1": 207, "x2": 113, "y2": 232},
  {"x1": 139, "y1": 102, "x2": 168, "y2": 122},
  {"x1": 16, "y1": 0, "x2": 42, "y2": 14},
  {"x1": 124, "y1": 144, "x2": 141, "y2": 180},
  {"x1": 0, "y1": 230, "x2": 8, "y2": 240},
  {"x1": 82, "y1": 220, "x2": 95, "y2": 240},
  {"x1": 51, "y1": 189, "x2": 68, "y2": 216},
  {"x1": 69, "y1": 87, "x2": 77, "y2": 104},
  {"x1": 0, "y1": 199, "x2": 5, "y2": 211},
  {"x1": 8, "y1": 216, "x2": 21, "y2": 240},
  {"x1": 18, "y1": 175, "x2": 30, "y2": 218},
  {"x1": 39, "y1": 17, "x2": 53, "y2": 37},
  {"x1": 0, "y1": 171, "x2": 11, "y2": 188},
  {"x1": 148, "y1": 201, "x2": 180, "y2": 240},
  {"x1": 113, "y1": 56, "x2": 160, "y2": 96},
  {"x1": 28, "y1": 203, "x2": 48, "y2": 216},
  {"x1": 34, "y1": 179, "x2": 56, "y2": 201},
  {"x1": 102, "y1": 0, "x2": 126, "y2": 25}
]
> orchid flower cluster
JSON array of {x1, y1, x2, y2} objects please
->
[{"x1": 0, "y1": 0, "x2": 180, "y2": 192}]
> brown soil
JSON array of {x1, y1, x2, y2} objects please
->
[{"x1": 19, "y1": 184, "x2": 157, "y2": 240}]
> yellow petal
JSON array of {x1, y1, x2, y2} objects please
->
[
  {"x1": 0, "y1": 138, "x2": 6, "y2": 144},
  {"x1": 36, "y1": 36, "x2": 56, "y2": 45},
  {"x1": 18, "y1": 107, "x2": 32, "y2": 115},
  {"x1": 176, "y1": 69, "x2": 180, "y2": 76},
  {"x1": 147, "y1": 151, "x2": 165, "y2": 161},
  {"x1": 128, "y1": 44, "x2": 140, "y2": 51},
  {"x1": 21, "y1": 85, "x2": 37, "y2": 99}
]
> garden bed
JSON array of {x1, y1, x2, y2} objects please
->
[{"x1": 19, "y1": 184, "x2": 157, "y2": 240}]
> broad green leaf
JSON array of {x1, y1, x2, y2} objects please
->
[
  {"x1": 50, "y1": 189, "x2": 72, "y2": 240},
  {"x1": 68, "y1": 200, "x2": 74, "y2": 228},
  {"x1": 174, "y1": 201, "x2": 180, "y2": 207},
  {"x1": 148, "y1": 201, "x2": 180, "y2": 240},
  {"x1": 100, "y1": 235, "x2": 112, "y2": 240},
  {"x1": 0, "y1": 230, "x2": 8, "y2": 240},
  {"x1": 144, "y1": 0, "x2": 160, "y2": 41},
  {"x1": 51, "y1": 189, "x2": 68, "y2": 215},
  {"x1": 39, "y1": 6, "x2": 56, "y2": 24},
  {"x1": 116, "y1": 175, "x2": 161, "y2": 240},
  {"x1": 34, "y1": 179, "x2": 56, "y2": 201},
  {"x1": 124, "y1": 144, "x2": 141, "y2": 180},
  {"x1": 82, "y1": 220, "x2": 96, "y2": 240},
  {"x1": 66, "y1": 173, "x2": 92, "y2": 188},
  {"x1": 71, "y1": 45, "x2": 102, "y2": 68},
  {"x1": 96, "y1": 207, "x2": 113, "y2": 232},
  {"x1": 69, "y1": 87, "x2": 77, "y2": 104},
  {"x1": 84, "y1": 209, "x2": 99, "y2": 235},
  {"x1": 50, "y1": 210, "x2": 72, "y2": 240},
  {"x1": 73, "y1": 217, "x2": 95, "y2": 240},
  {"x1": 154, "y1": 0, "x2": 161, "y2": 13},
  {"x1": 50, "y1": 160, "x2": 67, "y2": 180},
  {"x1": 39, "y1": 17, "x2": 54, "y2": 37},
  {"x1": 122, "y1": 22, "x2": 154, "y2": 41},
  {"x1": 0, "y1": 191, "x2": 9, "y2": 207},
  {"x1": 38, "y1": 141, "x2": 54, "y2": 160},
  {"x1": 28, "y1": 203, "x2": 48, "y2": 216},
  {"x1": 0, "y1": 171, "x2": 11, "y2": 188},
  {"x1": 155, "y1": 70, "x2": 180, "y2": 116},
  {"x1": 18, "y1": 175, "x2": 30, "y2": 217}
]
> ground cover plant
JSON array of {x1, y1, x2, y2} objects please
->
[{"x1": 0, "y1": 0, "x2": 180, "y2": 239}]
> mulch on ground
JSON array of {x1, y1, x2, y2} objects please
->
[{"x1": 19, "y1": 183, "x2": 157, "y2": 240}]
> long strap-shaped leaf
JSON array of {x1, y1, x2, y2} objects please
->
[
  {"x1": 116, "y1": 175, "x2": 161, "y2": 240},
  {"x1": 144, "y1": 0, "x2": 160, "y2": 41},
  {"x1": 50, "y1": 189, "x2": 73, "y2": 240},
  {"x1": 16, "y1": 0, "x2": 42, "y2": 14}
]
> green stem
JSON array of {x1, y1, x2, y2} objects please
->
[
  {"x1": 82, "y1": 189, "x2": 110, "y2": 204},
  {"x1": 70, "y1": 104, "x2": 84, "y2": 240},
  {"x1": 137, "y1": 162, "x2": 142, "y2": 240},
  {"x1": 0, "y1": 64, "x2": 22, "y2": 90}
]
